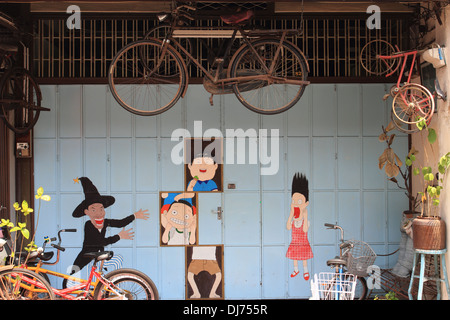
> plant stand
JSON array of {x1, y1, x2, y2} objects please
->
[{"x1": 408, "y1": 249, "x2": 450, "y2": 300}]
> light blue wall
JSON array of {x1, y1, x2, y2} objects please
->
[{"x1": 33, "y1": 83, "x2": 408, "y2": 299}]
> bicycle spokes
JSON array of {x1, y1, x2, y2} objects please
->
[
  {"x1": 360, "y1": 39, "x2": 398, "y2": 76},
  {"x1": 392, "y1": 83, "x2": 434, "y2": 126},
  {"x1": 0, "y1": 67, "x2": 43, "y2": 134},
  {"x1": 230, "y1": 39, "x2": 308, "y2": 114},
  {"x1": 108, "y1": 39, "x2": 186, "y2": 116}
]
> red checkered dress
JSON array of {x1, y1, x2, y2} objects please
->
[{"x1": 286, "y1": 220, "x2": 313, "y2": 260}]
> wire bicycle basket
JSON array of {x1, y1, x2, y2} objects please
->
[
  {"x1": 345, "y1": 240, "x2": 377, "y2": 277},
  {"x1": 310, "y1": 272, "x2": 357, "y2": 300}
]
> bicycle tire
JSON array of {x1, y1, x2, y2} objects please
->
[
  {"x1": 93, "y1": 268, "x2": 159, "y2": 300},
  {"x1": 360, "y1": 39, "x2": 398, "y2": 76},
  {"x1": 0, "y1": 67, "x2": 42, "y2": 134},
  {"x1": 229, "y1": 38, "x2": 309, "y2": 115},
  {"x1": 354, "y1": 276, "x2": 368, "y2": 300},
  {"x1": 392, "y1": 83, "x2": 435, "y2": 126},
  {"x1": 0, "y1": 267, "x2": 55, "y2": 300},
  {"x1": 390, "y1": 110, "x2": 420, "y2": 134},
  {"x1": 108, "y1": 39, "x2": 187, "y2": 116}
]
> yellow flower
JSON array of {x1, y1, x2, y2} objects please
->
[
  {"x1": 21, "y1": 200, "x2": 34, "y2": 216},
  {"x1": 35, "y1": 187, "x2": 51, "y2": 201},
  {"x1": 13, "y1": 202, "x2": 20, "y2": 211},
  {"x1": 0, "y1": 219, "x2": 13, "y2": 228}
]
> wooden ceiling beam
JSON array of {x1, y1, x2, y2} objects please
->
[
  {"x1": 275, "y1": 2, "x2": 415, "y2": 13},
  {"x1": 1, "y1": 0, "x2": 418, "y2": 13}
]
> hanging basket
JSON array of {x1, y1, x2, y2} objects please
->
[{"x1": 412, "y1": 216, "x2": 446, "y2": 250}]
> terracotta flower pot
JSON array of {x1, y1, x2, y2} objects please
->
[{"x1": 412, "y1": 216, "x2": 446, "y2": 250}]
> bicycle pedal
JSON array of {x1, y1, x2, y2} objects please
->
[
  {"x1": 209, "y1": 94, "x2": 214, "y2": 106},
  {"x1": 383, "y1": 93, "x2": 391, "y2": 101}
]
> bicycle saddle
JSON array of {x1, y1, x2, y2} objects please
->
[
  {"x1": 221, "y1": 10, "x2": 254, "y2": 25},
  {"x1": 326, "y1": 258, "x2": 347, "y2": 267},
  {"x1": 37, "y1": 251, "x2": 54, "y2": 262},
  {"x1": 83, "y1": 251, "x2": 113, "y2": 262}
]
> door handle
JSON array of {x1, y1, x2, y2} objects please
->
[{"x1": 212, "y1": 206, "x2": 222, "y2": 220}]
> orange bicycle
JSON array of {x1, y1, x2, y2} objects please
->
[
  {"x1": 360, "y1": 40, "x2": 446, "y2": 133},
  {"x1": 10, "y1": 229, "x2": 159, "y2": 300}
]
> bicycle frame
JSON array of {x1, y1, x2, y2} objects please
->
[
  {"x1": 377, "y1": 45, "x2": 418, "y2": 88},
  {"x1": 154, "y1": 5, "x2": 309, "y2": 89},
  {"x1": 13, "y1": 230, "x2": 116, "y2": 300},
  {"x1": 26, "y1": 263, "x2": 101, "y2": 300},
  {"x1": 160, "y1": 28, "x2": 304, "y2": 86}
]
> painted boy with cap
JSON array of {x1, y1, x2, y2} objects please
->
[{"x1": 65, "y1": 177, "x2": 149, "y2": 284}]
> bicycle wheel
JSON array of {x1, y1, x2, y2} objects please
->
[
  {"x1": 229, "y1": 38, "x2": 309, "y2": 115},
  {"x1": 93, "y1": 268, "x2": 159, "y2": 300},
  {"x1": 0, "y1": 67, "x2": 42, "y2": 134},
  {"x1": 354, "y1": 277, "x2": 368, "y2": 300},
  {"x1": 108, "y1": 39, "x2": 187, "y2": 116},
  {"x1": 392, "y1": 83, "x2": 435, "y2": 127},
  {"x1": 360, "y1": 39, "x2": 398, "y2": 75},
  {"x1": 390, "y1": 110, "x2": 420, "y2": 134},
  {"x1": 0, "y1": 268, "x2": 55, "y2": 300}
]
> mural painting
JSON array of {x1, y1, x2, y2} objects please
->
[
  {"x1": 160, "y1": 192, "x2": 198, "y2": 246},
  {"x1": 286, "y1": 173, "x2": 313, "y2": 280},
  {"x1": 64, "y1": 177, "x2": 149, "y2": 286},
  {"x1": 184, "y1": 138, "x2": 223, "y2": 192},
  {"x1": 185, "y1": 245, "x2": 224, "y2": 300}
]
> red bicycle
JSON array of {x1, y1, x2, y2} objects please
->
[
  {"x1": 360, "y1": 40, "x2": 446, "y2": 133},
  {"x1": 7, "y1": 229, "x2": 159, "y2": 300}
]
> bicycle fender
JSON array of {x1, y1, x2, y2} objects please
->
[
  {"x1": 152, "y1": 38, "x2": 189, "y2": 98},
  {"x1": 284, "y1": 39, "x2": 310, "y2": 74},
  {"x1": 176, "y1": 51, "x2": 189, "y2": 98}
]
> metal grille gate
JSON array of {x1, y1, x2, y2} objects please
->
[{"x1": 33, "y1": 15, "x2": 407, "y2": 82}]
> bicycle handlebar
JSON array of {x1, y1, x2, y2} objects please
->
[
  {"x1": 38, "y1": 228, "x2": 77, "y2": 265},
  {"x1": 324, "y1": 223, "x2": 344, "y2": 242},
  {"x1": 41, "y1": 228, "x2": 77, "y2": 252}
]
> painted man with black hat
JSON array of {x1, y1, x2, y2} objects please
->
[{"x1": 65, "y1": 177, "x2": 149, "y2": 285}]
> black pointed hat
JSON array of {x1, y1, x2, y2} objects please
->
[{"x1": 72, "y1": 177, "x2": 115, "y2": 218}]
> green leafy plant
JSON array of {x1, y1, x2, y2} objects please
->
[
  {"x1": 0, "y1": 187, "x2": 50, "y2": 264},
  {"x1": 405, "y1": 119, "x2": 450, "y2": 217},
  {"x1": 374, "y1": 291, "x2": 399, "y2": 300}
]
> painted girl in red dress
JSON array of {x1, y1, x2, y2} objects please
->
[{"x1": 286, "y1": 173, "x2": 313, "y2": 280}]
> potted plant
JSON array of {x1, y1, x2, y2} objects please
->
[
  {"x1": 405, "y1": 120, "x2": 450, "y2": 250},
  {"x1": 378, "y1": 122, "x2": 420, "y2": 277}
]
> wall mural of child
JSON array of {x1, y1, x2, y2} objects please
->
[
  {"x1": 184, "y1": 138, "x2": 222, "y2": 192},
  {"x1": 286, "y1": 173, "x2": 313, "y2": 280},
  {"x1": 160, "y1": 192, "x2": 198, "y2": 246}
]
